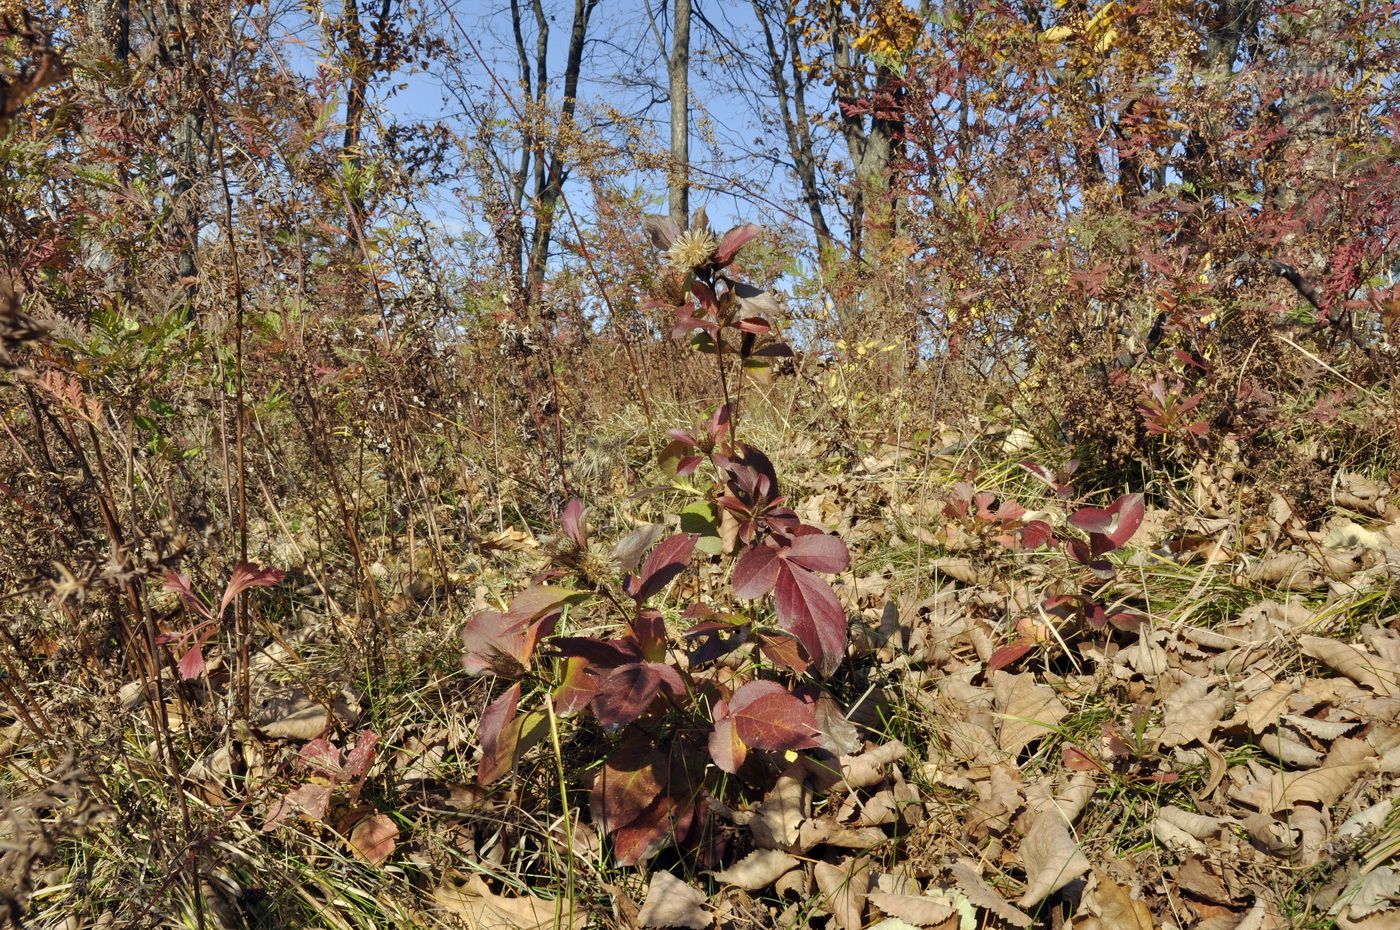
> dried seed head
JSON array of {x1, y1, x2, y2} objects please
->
[{"x1": 665, "y1": 228, "x2": 718, "y2": 271}]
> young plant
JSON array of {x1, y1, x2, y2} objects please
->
[
  {"x1": 988, "y1": 484, "x2": 1148, "y2": 672},
  {"x1": 160, "y1": 562, "x2": 285, "y2": 680},
  {"x1": 460, "y1": 216, "x2": 852, "y2": 866}
]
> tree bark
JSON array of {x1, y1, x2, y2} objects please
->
[
  {"x1": 753, "y1": 0, "x2": 832, "y2": 250},
  {"x1": 668, "y1": 0, "x2": 691, "y2": 227},
  {"x1": 526, "y1": 0, "x2": 598, "y2": 298}
]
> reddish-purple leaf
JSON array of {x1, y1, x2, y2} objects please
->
[
  {"x1": 342, "y1": 730, "x2": 378, "y2": 782},
  {"x1": 631, "y1": 610, "x2": 668, "y2": 662},
  {"x1": 1069, "y1": 506, "x2": 1114, "y2": 535},
  {"x1": 477, "y1": 683, "x2": 522, "y2": 786},
  {"x1": 550, "y1": 636, "x2": 641, "y2": 667},
  {"x1": 591, "y1": 662, "x2": 685, "y2": 729},
  {"x1": 728, "y1": 680, "x2": 822, "y2": 752},
  {"x1": 176, "y1": 641, "x2": 208, "y2": 680},
  {"x1": 988, "y1": 640, "x2": 1035, "y2": 672},
  {"x1": 1105, "y1": 493, "x2": 1145, "y2": 547},
  {"x1": 590, "y1": 741, "x2": 693, "y2": 864},
  {"x1": 503, "y1": 585, "x2": 577, "y2": 623},
  {"x1": 461, "y1": 610, "x2": 558, "y2": 677},
  {"x1": 628, "y1": 534, "x2": 697, "y2": 602},
  {"x1": 553, "y1": 657, "x2": 600, "y2": 717},
  {"x1": 773, "y1": 564, "x2": 847, "y2": 678},
  {"x1": 782, "y1": 528, "x2": 850, "y2": 573},
  {"x1": 460, "y1": 610, "x2": 526, "y2": 676},
  {"x1": 1020, "y1": 520, "x2": 1055, "y2": 550},
  {"x1": 163, "y1": 571, "x2": 212, "y2": 621},
  {"x1": 644, "y1": 214, "x2": 682, "y2": 250},
  {"x1": 219, "y1": 562, "x2": 285, "y2": 616},
  {"x1": 561, "y1": 496, "x2": 587, "y2": 548},
  {"x1": 714, "y1": 224, "x2": 760, "y2": 266},
  {"x1": 732, "y1": 544, "x2": 781, "y2": 599},
  {"x1": 755, "y1": 629, "x2": 810, "y2": 675},
  {"x1": 349, "y1": 813, "x2": 399, "y2": 865},
  {"x1": 708, "y1": 706, "x2": 746, "y2": 775},
  {"x1": 1069, "y1": 493, "x2": 1145, "y2": 550}
]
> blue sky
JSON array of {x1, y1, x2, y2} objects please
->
[{"x1": 270, "y1": 0, "x2": 818, "y2": 241}]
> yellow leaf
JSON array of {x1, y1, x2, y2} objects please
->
[{"x1": 1041, "y1": 24, "x2": 1074, "y2": 42}]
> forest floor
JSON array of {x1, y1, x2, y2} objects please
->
[{"x1": 8, "y1": 387, "x2": 1398, "y2": 930}]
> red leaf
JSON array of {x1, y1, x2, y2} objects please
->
[
  {"x1": 1069, "y1": 506, "x2": 1114, "y2": 535},
  {"x1": 561, "y1": 497, "x2": 587, "y2": 548},
  {"x1": 782, "y1": 528, "x2": 850, "y2": 573},
  {"x1": 1104, "y1": 493, "x2": 1145, "y2": 548},
  {"x1": 299, "y1": 737, "x2": 342, "y2": 776},
  {"x1": 728, "y1": 680, "x2": 822, "y2": 752},
  {"x1": 773, "y1": 564, "x2": 847, "y2": 678},
  {"x1": 477, "y1": 683, "x2": 522, "y2": 786},
  {"x1": 708, "y1": 706, "x2": 747, "y2": 774},
  {"x1": 732, "y1": 544, "x2": 781, "y2": 599},
  {"x1": 630, "y1": 610, "x2": 668, "y2": 662},
  {"x1": 591, "y1": 741, "x2": 694, "y2": 864},
  {"x1": 628, "y1": 534, "x2": 697, "y2": 602},
  {"x1": 163, "y1": 571, "x2": 212, "y2": 621},
  {"x1": 176, "y1": 641, "x2": 207, "y2": 680},
  {"x1": 553, "y1": 657, "x2": 600, "y2": 717},
  {"x1": 591, "y1": 662, "x2": 685, "y2": 729},
  {"x1": 460, "y1": 609, "x2": 558, "y2": 677},
  {"x1": 1068, "y1": 493, "x2": 1144, "y2": 550},
  {"x1": 550, "y1": 636, "x2": 641, "y2": 666},
  {"x1": 988, "y1": 640, "x2": 1034, "y2": 672},
  {"x1": 342, "y1": 730, "x2": 378, "y2": 782},
  {"x1": 714, "y1": 224, "x2": 760, "y2": 266},
  {"x1": 349, "y1": 813, "x2": 398, "y2": 865},
  {"x1": 1063, "y1": 745, "x2": 1103, "y2": 772},
  {"x1": 756, "y1": 629, "x2": 810, "y2": 675},
  {"x1": 219, "y1": 562, "x2": 285, "y2": 616}
]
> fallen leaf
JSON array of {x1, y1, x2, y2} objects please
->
[
  {"x1": 1157, "y1": 677, "x2": 1232, "y2": 748},
  {"x1": 1299, "y1": 636, "x2": 1399, "y2": 696},
  {"x1": 433, "y1": 873, "x2": 588, "y2": 929},
  {"x1": 993, "y1": 672, "x2": 1069, "y2": 758},
  {"x1": 1333, "y1": 865, "x2": 1399, "y2": 921},
  {"x1": 1245, "y1": 682, "x2": 1296, "y2": 734},
  {"x1": 868, "y1": 889, "x2": 956, "y2": 927},
  {"x1": 949, "y1": 858, "x2": 1032, "y2": 927},
  {"x1": 814, "y1": 858, "x2": 871, "y2": 930},
  {"x1": 709, "y1": 849, "x2": 800, "y2": 890},
  {"x1": 261, "y1": 783, "x2": 331, "y2": 831},
  {"x1": 349, "y1": 814, "x2": 398, "y2": 865},
  {"x1": 637, "y1": 870, "x2": 709, "y2": 929},
  {"x1": 1263, "y1": 739, "x2": 1378, "y2": 812},
  {"x1": 257, "y1": 691, "x2": 329, "y2": 740},
  {"x1": 750, "y1": 767, "x2": 808, "y2": 850},
  {"x1": 1017, "y1": 812, "x2": 1091, "y2": 907},
  {"x1": 1093, "y1": 870, "x2": 1152, "y2": 929},
  {"x1": 479, "y1": 527, "x2": 538, "y2": 552}
]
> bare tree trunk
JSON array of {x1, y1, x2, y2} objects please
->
[
  {"x1": 753, "y1": 0, "x2": 832, "y2": 250},
  {"x1": 526, "y1": 0, "x2": 597, "y2": 298},
  {"x1": 145, "y1": 1, "x2": 207, "y2": 306},
  {"x1": 668, "y1": 0, "x2": 691, "y2": 227},
  {"x1": 339, "y1": 0, "x2": 394, "y2": 238}
]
